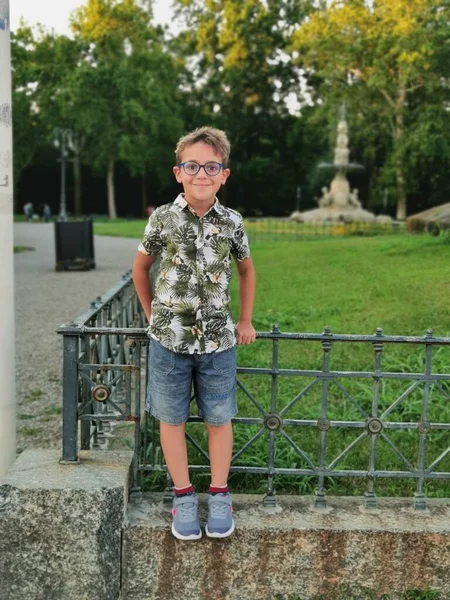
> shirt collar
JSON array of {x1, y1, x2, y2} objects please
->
[{"x1": 173, "y1": 193, "x2": 226, "y2": 216}]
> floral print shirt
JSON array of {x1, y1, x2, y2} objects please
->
[{"x1": 138, "y1": 194, "x2": 251, "y2": 354}]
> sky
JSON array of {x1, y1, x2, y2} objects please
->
[{"x1": 10, "y1": 0, "x2": 175, "y2": 34}]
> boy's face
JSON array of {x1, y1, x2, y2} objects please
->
[{"x1": 173, "y1": 142, "x2": 230, "y2": 206}]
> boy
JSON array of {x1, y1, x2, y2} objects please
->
[{"x1": 132, "y1": 126, "x2": 256, "y2": 540}]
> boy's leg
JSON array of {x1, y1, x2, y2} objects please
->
[
  {"x1": 160, "y1": 421, "x2": 201, "y2": 540},
  {"x1": 146, "y1": 340, "x2": 201, "y2": 540},
  {"x1": 147, "y1": 338, "x2": 193, "y2": 488},
  {"x1": 195, "y1": 348, "x2": 237, "y2": 538},
  {"x1": 159, "y1": 422, "x2": 191, "y2": 489},
  {"x1": 205, "y1": 421, "x2": 235, "y2": 538},
  {"x1": 205, "y1": 421, "x2": 233, "y2": 487}
]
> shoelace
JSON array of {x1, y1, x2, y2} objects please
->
[
  {"x1": 178, "y1": 501, "x2": 197, "y2": 522},
  {"x1": 210, "y1": 499, "x2": 229, "y2": 518}
]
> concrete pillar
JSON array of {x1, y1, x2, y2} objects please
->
[{"x1": 0, "y1": 0, "x2": 16, "y2": 478}]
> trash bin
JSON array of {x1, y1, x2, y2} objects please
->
[{"x1": 54, "y1": 220, "x2": 95, "y2": 271}]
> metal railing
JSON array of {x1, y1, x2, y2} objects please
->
[
  {"x1": 57, "y1": 272, "x2": 450, "y2": 509},
  {"x1": 244, "y1": 218, "x2": 404, "y2": 243}
]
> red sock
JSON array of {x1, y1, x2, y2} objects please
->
[
  {"x1": 174, "y1": 484, "x2": 194, "y2": 497},
  {"x1": 209, "y1": 485, "x2": 229, "y2": 495}
]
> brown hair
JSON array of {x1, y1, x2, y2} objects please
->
[{"x1": 175, "y1": 126, "x2": 231, "y2": 166}]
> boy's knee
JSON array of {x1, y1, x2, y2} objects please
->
[{"x1": 205, "y1": 420, "x2": 232, "y2": 430}]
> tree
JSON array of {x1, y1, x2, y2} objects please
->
[
  {"x1": 11, "y1": 27, "x2": 43, "y2": 210},
  {"x1": 292, "y1": 0, "x2": 450, "y2": 219},
  {"x1": 171, "y1": 0, "x2": 318, "y2": 215},
  {"x1": 70, "y1": 0, "x2": 183, "y2": 217},
  {"x1": 12, "y1": 25, "x2": 89, "y2": 214}
]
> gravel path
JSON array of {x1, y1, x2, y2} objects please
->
[{"x1": 14, "y1": 223, "x2": 142, "y2": 453}]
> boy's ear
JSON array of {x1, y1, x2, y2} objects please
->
[
  {"x1": 222, "y1": 168, "x2": 231, "y2": 184},
  {"x1": 173, "y1": 165, "x2": 182, "y2": 183}
]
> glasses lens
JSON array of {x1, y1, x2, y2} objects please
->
[
  {"x1": 183, "y1": 161, "x2": 200, "y2": 175},
  {"x1": 205, "y1": 162, "x2": 221, "y2": 176}
]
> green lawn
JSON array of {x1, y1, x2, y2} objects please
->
[
  {"x1": 92, "y1": 217, "x2": 404, "y2": 242},
  {"x1": 140, "y1": 231, "x2": 450, "y2": 499}
]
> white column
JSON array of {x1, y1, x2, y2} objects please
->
[{"x1": 0, "y1": 0, "x2": 16, "y2": 478}]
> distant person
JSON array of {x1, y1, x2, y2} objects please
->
[
  {"x1": 132, "y1": 126, "x2": 256, "y2": 541},
  {"x1": 23, "y1": 202, "x2": 33, "y2": 222},
  {"x1": 145, "y1": 205, "x2": 155, "y2": 218},
  {"x1": 43, "y1": 204, "x2": 52, "y2": 222}
]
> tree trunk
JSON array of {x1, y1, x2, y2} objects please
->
[
  {"x1": 220, "y1": 183, "x2": 227, "y2": 206},
  {"x1": 394, "y1": 88, "x2": 407, "y2": 220},
  {"x1": 73, "y1": 155, "x2": 82, "y2": 216},
  {"x1": 107, "y1": 158, "x2": 117, "y2": 219},
  {"x1": 142, "y1": 173, "x2": 148, "y2": 217}
]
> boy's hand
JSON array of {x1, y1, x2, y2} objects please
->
[{"x1": 236, "y1": 321, "x2": 256, "y2": 345}]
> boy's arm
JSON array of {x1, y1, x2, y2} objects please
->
[
  {"x1": 234, "y1": 257, "x2": 256, "y2": 345},
  {"x1": 132, "y1": 251, "x2": 157, "y2": 321}
]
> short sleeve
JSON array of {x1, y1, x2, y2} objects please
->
[
  {"x1": 138, "y1": 211, "x2": 163, "y2": 257},
  {"x1": 230, "y1": 217, "x2": 251, "y2": 261}
]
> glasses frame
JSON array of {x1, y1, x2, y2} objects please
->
[{"x1": 177, "y1": 161, "x2": 225, "y2": 176}]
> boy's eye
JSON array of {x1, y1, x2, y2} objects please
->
[
  {"x1": 184, "y1": 162, "x2": 199, "y2": 174},
  {"x1": 205, "y1": 163, "x2": 220, "y2": 175}
]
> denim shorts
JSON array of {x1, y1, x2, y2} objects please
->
[{"x1": 146, "y1": 338, "x2": 237, "y2": 426}]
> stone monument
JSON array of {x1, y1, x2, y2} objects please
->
[{"x1": 291, "y1": 105, "x2": 392, "y2": 223}]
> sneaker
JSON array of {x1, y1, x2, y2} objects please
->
[
  {"x1": 205, "y1": 492, "x2": 235, "y2": 538},
  {"x1": 171, "y1": 493, "x2": 202, "y2": 541}
]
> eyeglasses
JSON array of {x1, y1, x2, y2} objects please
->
[{"x1": 178, "y1": 161, "x2": 224, "y2": 176}]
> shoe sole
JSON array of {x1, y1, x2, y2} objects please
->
[
  {"x1": 171, "y1": 522, "x2": 202, "y2": 541},
  {"x1": 205, "y1": 519, "x2": 235, "y2": 539}
]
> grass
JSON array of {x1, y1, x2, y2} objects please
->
[
  {"x1": 20, "y1": 426, "x2": 43, "y2": 437},
  {"x1": 24, "y1": 389, "x2": 45, "y2": 403},
  {"x1": 14, "y1": 246, "x2": 35, "y2": 253},
  {"x1": 91, "y1": 217, "x2": 405, "y2": 242},
  {"x1": 43, "y1": 405, "x2": 62, "y2": 415},
  {"x1": 65, "y1": 218, "x2": 449, "y2": 498},
  {"x1": 140, "y1": 231, "x2": 450, "y2": 497}
]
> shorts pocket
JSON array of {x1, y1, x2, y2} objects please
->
[
  {"x1": 150, "y1": 340, "x2": 175, "y2": 376},
  {"x1": 212, "y1": 347, "x2": 236, "y2": 376}
]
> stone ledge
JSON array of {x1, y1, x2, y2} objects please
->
[
  {"x1": 123, "y1": 493, "x2": 450, "y2": 600},
  {"x1": 0, "y1": 449, "x2": 133, "y2": 600}
]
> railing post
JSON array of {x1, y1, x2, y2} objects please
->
[
  {"x1": 129, "y1": 337, "x2": 143, "y2": 504},
  {"x1": 263, "y1": 323, "x2": 280, "y2": 508},
  {"x1": 315, "y1": 326, "x2": 332, "y2": 509},
  {"x1": 80, "y1": 333, "x2": 91, "y2": 450},
  {"x1": 61, "y1": 328, "x2": 80, "y2": 464},
  {"x1": 414, "y1": 329, "x2": 433, "y2": 511},
  {"x1": 365, "y1": 327, "x2": 384, "y2": 509}
]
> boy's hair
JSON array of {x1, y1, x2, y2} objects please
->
[{"x1": 175, "y1": 126, "x2": 231, "y2": 166}]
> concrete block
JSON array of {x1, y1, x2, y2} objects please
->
[
  {"x1": 0, "y1": 449, "x2": 133, "y2": 600},
  {"x1": 123, "y1": 493, "x2": 450, "y2": 600}
]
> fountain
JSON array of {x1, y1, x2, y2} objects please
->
[{"x1": 291, "y1": 105, "x2": 392, "y2": 223}]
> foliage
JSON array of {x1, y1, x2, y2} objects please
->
[
  {"x1": 171, "y1": 0, "x2": 322, "y2": 215},
  {"x1": 10, "y1": 0, "x2": 450, "y2": 218},
  {"x1": 12, "y1": 1, "x2": 183, "y2": 217},
  {"x1": 292, "y1": 0, "x2": 450, "y2": 219}
]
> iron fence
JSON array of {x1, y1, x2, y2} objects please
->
[
  {"x1": 243, "y1": 218, "x2": 404, "y2": 243},
  {"x1": 57, "y1": 272, "x2": 450, "y2": 509}
]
